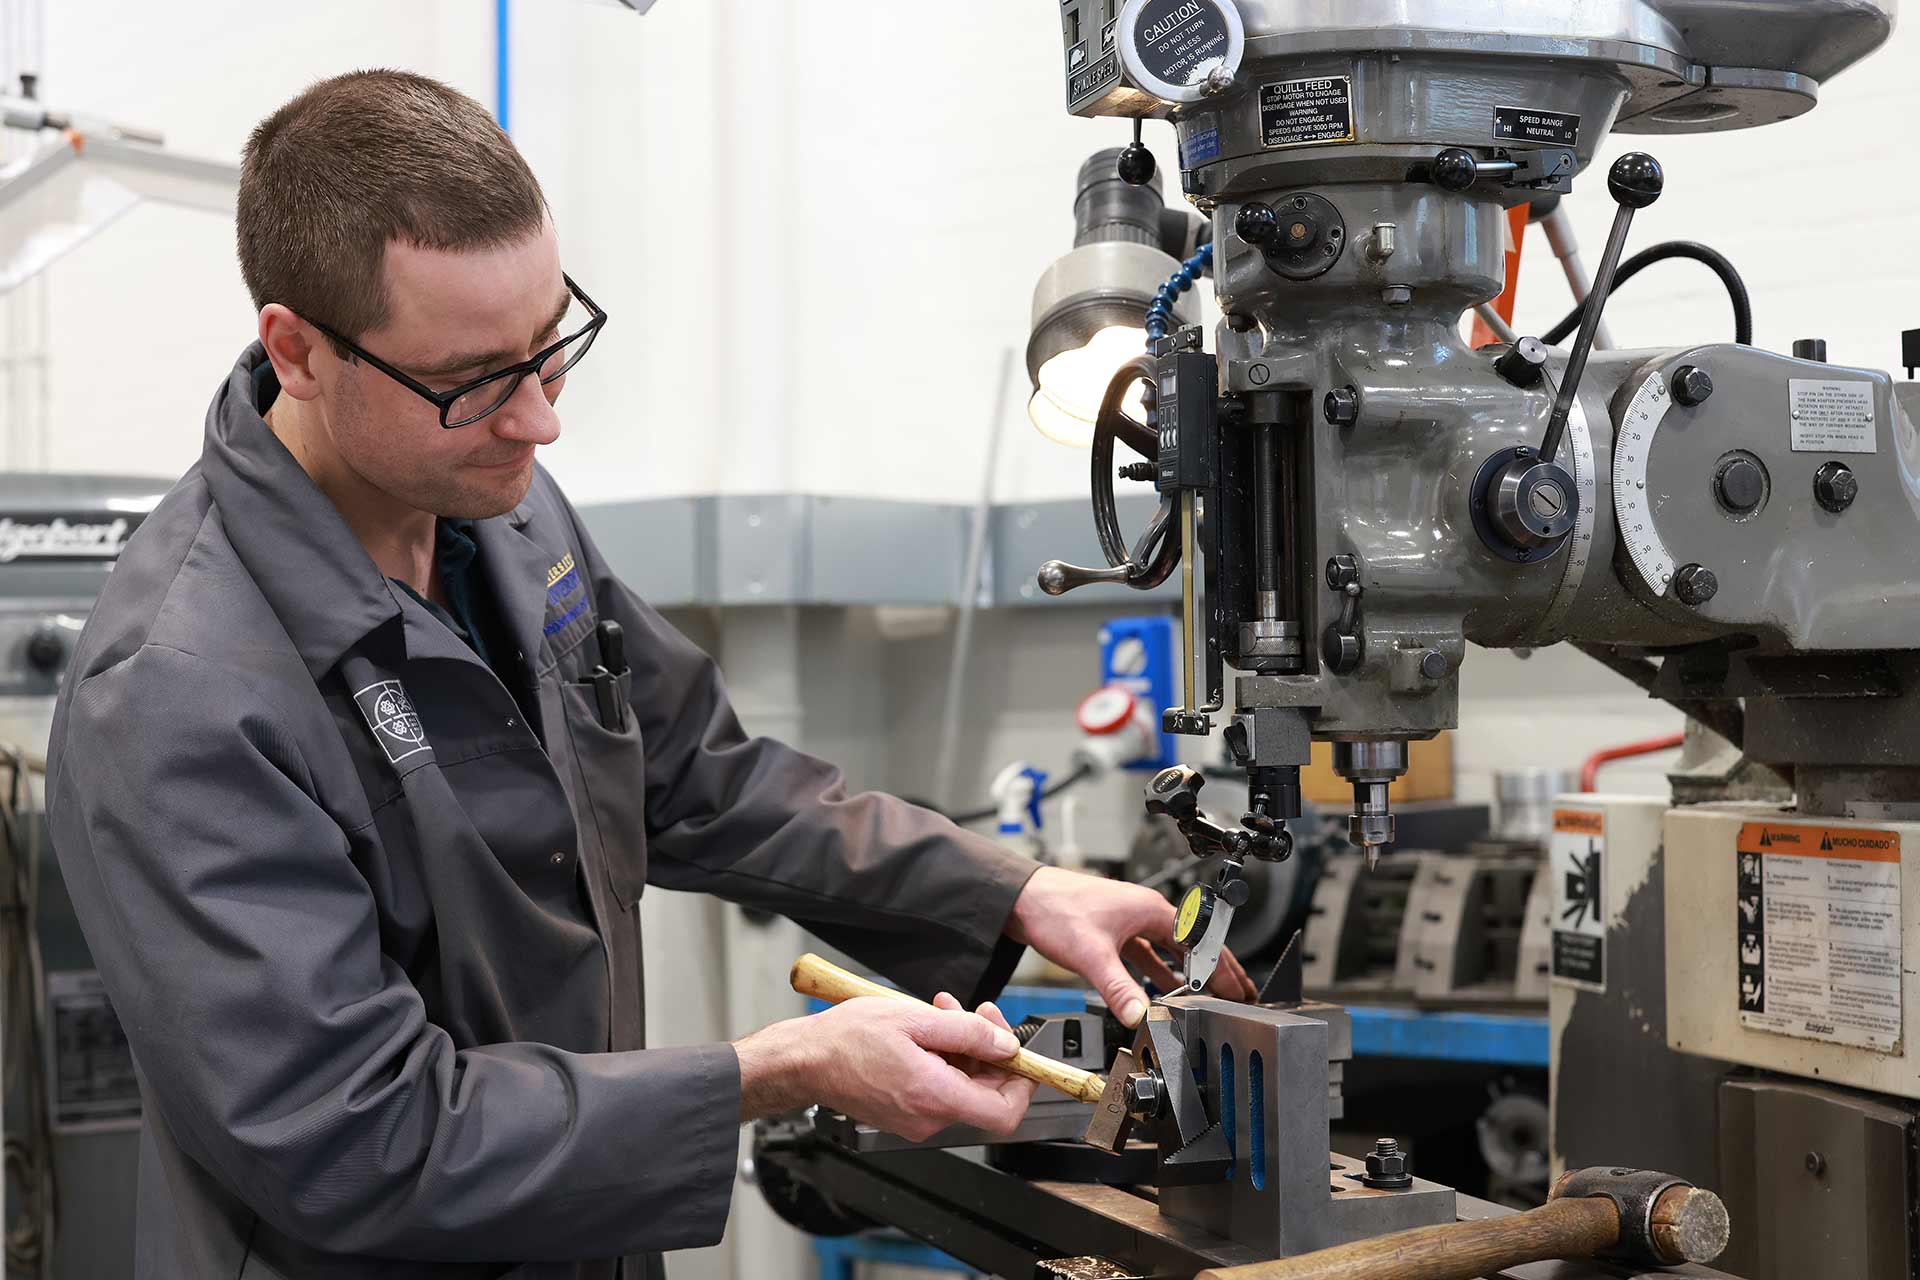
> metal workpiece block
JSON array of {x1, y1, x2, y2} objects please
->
[{"x1": 1156, "y1": 996, "x2": 1455, "y2": 1256}]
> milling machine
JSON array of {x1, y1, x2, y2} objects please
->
[{"x1": 758, "y1": 4, "x2": 1914, "y2": 1277}]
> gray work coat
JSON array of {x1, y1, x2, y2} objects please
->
[{"x1": 44, "y1": 345, "x2": 1036, "y2": 1279}]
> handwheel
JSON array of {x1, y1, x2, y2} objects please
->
[{"x1": 1038, "y1": 355, "x2": 1181, "y2": 595}]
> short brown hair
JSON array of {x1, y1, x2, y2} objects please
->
[{"x1": 237, "y1": 69, "x2": 547, "y2": 345}]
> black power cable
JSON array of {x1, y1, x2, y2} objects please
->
[{"x1": 1542, "y1": 240, "x2": 1753, "y2": 347}]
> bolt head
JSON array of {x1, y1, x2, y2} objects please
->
[
  {"x1": 1419, "y1": 649, "x2": 1449, "y2": 680},
  {"x1": 1122, "y1": 1071, "x2": 1163, "y2": 1115},
  {"x1": 1672, "y1": 365, "x2": 1714, "y2": 406},
  {"x1": 1364, "y1": 1138, "x2": 1413, "y2": 1188},
  {"x1": 1813, "y1": 461, "x2": 1858, "y2": 513},
  {"x1": 1324, "y1": 386, "x2": 1360, "y2": 426},
  {"x1": 1673, "y1": 563, "x2": 1719, "y2": 607}
]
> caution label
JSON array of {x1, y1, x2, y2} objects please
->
[
  {"x1": 1551, "y1": 808, "x2": 1606, "y2": 991},
  {"x1": 1737, "y1": 822, "x2": 1902, "y2": 1053},
  {"x1": 1259, "y1": 77, "x2": 1355, "y2": 150},
  {"x1": 1788, "y1": 379, "x2": 1877, "y2": 454}
]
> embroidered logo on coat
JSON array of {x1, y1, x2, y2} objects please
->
[
  {"x1": 543, "y1": 552, "x2": 588, "y2": 637},
  {"x1": 353, "y1": 679, "x2": 432, "y2": 764}
]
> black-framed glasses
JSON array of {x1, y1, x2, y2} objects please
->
[{"x1": 309, "y1": 274, "x2": 608, "y2": 429}]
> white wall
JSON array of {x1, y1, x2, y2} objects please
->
[{"x1": 16, "y1": 5, "x2": 1915, "y2": 500}]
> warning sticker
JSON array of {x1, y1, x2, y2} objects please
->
[
  {"x1": 1737, "y1": 822, "x2": 1902, "y2": 1053},
  {"x1": 1551, "y1": 808, "x2": 1606, "y2": 991},
  {"x1": 1259, "y1": 77, "x2": 1355, "y2": 150},
  {"x1": 1129, "y1": 0, "x2": 1232, "y2": 92},
  {"x1": 1493, "y1": 106, "x2": 1581, "y2": 147},
  {"x1": 1789, "y1": 379, "x2": 1877, "y2": 454},
  {"x1": 46, "y1": 971, "x2": 141, "y2": 1133}
]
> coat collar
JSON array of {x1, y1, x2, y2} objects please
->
[
  {"x1": 201, "y1": 344, "x2": 403, "y2": 681},
  {"x1": 201, "y1": 343, "x2": 564, "y2": 682}
]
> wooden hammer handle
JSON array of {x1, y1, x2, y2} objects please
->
[
  {"x1": 789, "y1": 952, "x2": 1108, "y2": 1105},
  {"x1": 1193, "y1": 1196, "x2": 1620, "y2": 1280}
]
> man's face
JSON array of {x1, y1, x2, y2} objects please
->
[{"x1": 318, "y1": 220, "x2": 573, "y2": 519}]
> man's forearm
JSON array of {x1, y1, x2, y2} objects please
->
[{"x1": 733, "y1": 1019, "x2": 818, "y2": 1122}]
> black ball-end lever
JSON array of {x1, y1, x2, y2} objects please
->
[
  {"x1": 1476, "y1": 152, "x2": 1662, "y2": 559},
  {"x1": 1539, "y1": 151, "x2": 1663, "y2": 467}
]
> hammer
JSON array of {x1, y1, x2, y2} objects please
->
[
  {"x1": 788, "y1": 953, "x2": 1108, "y2": 1104},
  {"x1": 1191, "y1": 1167, "x2": 1730, "y2": 1280}
]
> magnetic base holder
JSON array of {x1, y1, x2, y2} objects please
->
[
  {"x1": 987, "y1": 1138, "x2": 1162, "y2": 1185},
  {"x1": 1469, "y1": 445, "x2": 1572, "y2": 564}
]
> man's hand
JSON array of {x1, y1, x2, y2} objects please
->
[
  {"x1": 1006, "y1": 865, "x2": 1258, "y2": 1026},
  {"x1": 735, "y1": 995, "x2": 1036, "y2": 1139}
]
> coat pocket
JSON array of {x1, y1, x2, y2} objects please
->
[{"x1": 558, "y1": 669, "x2": 648, "y2": 909}]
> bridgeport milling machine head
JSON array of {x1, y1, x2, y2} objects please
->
[{"x1": 1034, "y1": 0, "x2": 1906, "y2": 925}]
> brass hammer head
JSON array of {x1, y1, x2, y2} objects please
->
[{"x1": 1082, "y1": 1046, "x2": 1140, "y2": 1151}]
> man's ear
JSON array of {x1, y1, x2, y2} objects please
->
[{"x1": 258, "y1": 304, "x2": 326, "y2": 402}]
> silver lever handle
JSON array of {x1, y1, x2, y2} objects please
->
[{"x1": 1036, "y1": 560, "x2": 1133, "y2": 595}]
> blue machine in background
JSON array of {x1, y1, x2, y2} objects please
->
[{"x1": 1096, "y1": 615, "x2": 1178, "y2": 772}]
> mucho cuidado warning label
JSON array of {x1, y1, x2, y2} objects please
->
[{"x1": 1737, "y1": 821, "x2": 1902, "y2": 1053}]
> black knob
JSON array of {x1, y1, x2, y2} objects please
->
[
  {"x1": 1221, "y1": 877, "x2": 1251, "y2": 908},
  {"x1": 1117, "y1": 140, "x2": 1157, "y2": 187},
  {"x1": 1235, "y1": 202, "x2": 1278, "y2": 246},
  {"x1": 1322, "y1": 627, "x2": 1362, "y2": 674},
  {"x1": 1119, "y1": 461, "x2": 1154, "y2": 482},
  {"x1": 1324, "y1": 385, "x2": 1360, "y2": 426},
  {"x1": 1793, "y1": 338, "x2": 1828, "y2": 363},
  {"x1": 1432, "y1": 148, "x2": 1479, "y2": 192},
  {"x1": 1671, "y1": 365, "x2": 1713, "y2": 406},
  {"x1": 1714, "y1": 456, "x2": 1766, "y2": 513},
  {"x1": 25, "y1": 625, "x2": 65, "y2": 675},
  {"x1": 1495, "y1": 337, "x2": 1549, "y2": 388},
  {"x1": 1607, "y1": 152, "x2": 1664, "y2": 208},
  {"x1": 1672, "y1": 563, "x2": 1719, "y2": 607},
  {"x1": 1813, "y1": 461, "x2": 1858, "y2": 513}
]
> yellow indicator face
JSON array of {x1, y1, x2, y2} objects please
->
[{"x1": 1175, "y1": 884, "x2": 1211, "y2": 945}]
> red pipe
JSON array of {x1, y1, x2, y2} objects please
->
[{"x1": 1581, "y1": 733, "x2": 1686, "y2": 792}]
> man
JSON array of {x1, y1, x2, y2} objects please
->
[{"x1": 44, "y1": 70, "x2": 1254, "y2": 1279}]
